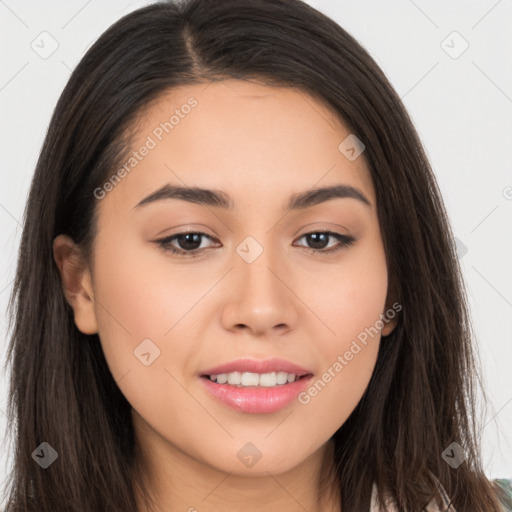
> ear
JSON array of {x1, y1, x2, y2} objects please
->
[
  {"x1": 381, "y1": 275, "x2": 400, "y2": 337},
  {"x1": 53, "y1": 234, "x2": 98, "y2": 335}
]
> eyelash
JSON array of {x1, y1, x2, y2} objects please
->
[{"x1": 155, "y1": 230, "x2": 356, "y2": 258}]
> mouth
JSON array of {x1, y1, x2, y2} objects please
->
[{"x1": 198, "y1": 358, "x2": 314, "y2": 413}]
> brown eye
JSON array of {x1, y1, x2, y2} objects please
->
[
  {"x1": 294, "y1": 231, "x2": 355, "y2": 254},
  {"x1": 156, "y1": 232, "x2": 218, "y2": 257}
]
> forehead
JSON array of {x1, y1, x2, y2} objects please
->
[{"x1": 100, "y1": 79, "x2": 375, "y2": 214}]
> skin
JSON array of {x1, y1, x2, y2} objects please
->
[{"x1": 54, "y1": 79, "x2": 397, "y2": 512}]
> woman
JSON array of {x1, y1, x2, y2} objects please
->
[{"x1": 3, "y1": 0, "x2": 511, "y2": 510}]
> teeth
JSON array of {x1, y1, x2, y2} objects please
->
[
  {"x1": 208, "y1": 371, "x2": 300, "y2": 387},
  {"x1": 276, "y1": 372, "x2": 288, "y2": 385},
  {"x1": 227, "y1": 372, "x2": 241, "y2": 385},
  {"x1": 216, "y1": 373, "x2": 228, "y2": 384},
  {"x1": 241, "y1": 372, "x2": 260, "y2": 386}
]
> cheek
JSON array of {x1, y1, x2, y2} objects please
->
[
  {"x1": 93, "y1": 223, "x2": 204, "y2": 339},
  {"x1": 296, "y1": 345, "x2": 379, "y2": 433},
  {"x1": 91, "y1": 228, "x2": 222, "y2": 400},
  {"x1": 308, "y1": 236, "x2": 389, "y2": 348},
  {"x1": 91, "y1": 230, "x2": 178, "y2": 381},
  {"x1": 91, "y1": 235, "x2": 204, "y2": 437},
  {"x1": 297, "y1": 240, "x2": 387, "y2": 423}
]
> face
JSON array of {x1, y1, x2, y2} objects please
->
[{"x1": 55, "y1": 79, "x2": 397, "y2": 478}]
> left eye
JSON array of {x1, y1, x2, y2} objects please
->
[
  {"x1": 156, "y1": 231, "x2": 356, "y2": 257},
  {"x1": 157, "y1": 232, "x2": 219, "y2": 256},
  {"x1": 294, "y1": 231, "x2": 355, "y2": 253}
]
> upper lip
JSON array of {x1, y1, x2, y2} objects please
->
[{"x1": 200, "y1": 358, "x2": 313, "y2": 377}]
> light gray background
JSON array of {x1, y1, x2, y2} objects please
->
[{"x1": 1, "y1": 0, "x2": 511, "y2": 503}]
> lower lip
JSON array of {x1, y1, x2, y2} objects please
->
[{"x1": 199, "y1": 375, "x2": 313, "y2": 414}]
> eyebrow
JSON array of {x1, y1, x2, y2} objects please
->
[{"x1": 132, "y1": 183, "x2": 372, "y2": 211}]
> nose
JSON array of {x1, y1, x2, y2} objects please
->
[{"x1": 220, "y1": 249, "x2": 299, "y2": 338}]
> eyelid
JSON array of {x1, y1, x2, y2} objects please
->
[
  {"x1": 154, "y1": 224, "x2": 218, "y2": 238},
  {"x1": 294, "y1": 221, "x2": 351, "y2": 236}
]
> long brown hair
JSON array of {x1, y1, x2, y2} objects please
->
[{"x1": 2, "y1": 0, "x2": 511, "y2": 510}]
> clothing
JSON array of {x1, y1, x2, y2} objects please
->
[
  {"x1": 369, "y1": 478, "x2": 455, "y2": 512},
  {"x1": 494, "y1": 479, "x2": 512, "y2": 511},
  {"x1": 369, "y1": 477, "x2": 512, "y2": 511}
]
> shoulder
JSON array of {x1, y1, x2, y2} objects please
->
[
  {"x1": 370, "y1": 477, "x2": 512, "y2": 511},
  {"x1": 370, "y1": 478, "x2": 456, "y2": 512}
]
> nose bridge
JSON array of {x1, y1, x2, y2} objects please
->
[
  {"x1": 235, "y1": 233, "x2": 284, "y2": 302},
  {"x1": 222, "y1": 233, "x2": 297, "y2": 334}
]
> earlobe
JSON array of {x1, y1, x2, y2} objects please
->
[
  {"x1": 381, "y1": 315, "x2": 398, "y2": 337},
  {"x1": 381, "y1": 277, "x2": 400, "y2": 337},
  {"x1": 53, "y1": 234, "x2": 99, "y2": 335}
]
